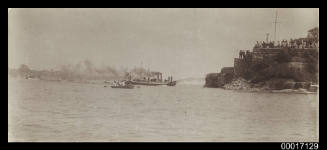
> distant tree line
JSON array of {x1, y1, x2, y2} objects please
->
[{"x1": 8, "y1": 60, "x2": 147, "y2": 82}]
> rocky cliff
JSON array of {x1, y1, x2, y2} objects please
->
[{"x1": 205, "y1": 27, "x2": 318, "y2": 91}]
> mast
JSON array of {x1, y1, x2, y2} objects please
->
[
  {"x1": 141, "y1": 61, "x2": 143, "y2": 69},
  {"x1": 266, "y1": 33, "x2": 269, "y2": 43},
  {"x1": 273, "y1": 9, "x2": 280, "y2": 42}
]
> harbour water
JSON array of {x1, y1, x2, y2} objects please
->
[{"x1": 8, "y1": 78, "x2": 318, "y2": 142}]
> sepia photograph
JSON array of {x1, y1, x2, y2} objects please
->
[{"x1": 8, "y1": 8, "x2": 319, "y2": 142}]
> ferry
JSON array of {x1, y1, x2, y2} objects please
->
[
  {"x1": 130, "y1": 80, "x2": 176, "y2": 86},
  {"x1": 128, "y1": 71, "x2": 176, "y2": 86}
]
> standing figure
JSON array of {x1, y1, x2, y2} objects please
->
[
  {"x1": 296, "y1": 40, "x2": 301, "y2": 49},
  {"x1": 290, "y1": 39, "x2": 294, "y2": 48},
  {"x1": 245, "y1": 50, "x2": 251, "y2": 60},
  {"x1": 255, "y1": 41, "x2": 260, "y2": 48}
]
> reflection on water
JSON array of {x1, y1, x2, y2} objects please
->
[{"x1": 8, "y1": 78, "x2": 318, "y2": 142}]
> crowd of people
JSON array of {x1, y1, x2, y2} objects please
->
[{"x1": 254, "y1": 38, "x2": 318, "y2": 49}]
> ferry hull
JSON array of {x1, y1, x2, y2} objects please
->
[
  {"x1": 110, "y1": 85, "x2": 134, "y2": 89},
  {"x1": 130, "y1": 81, "x2": 176, "y2": 86}
]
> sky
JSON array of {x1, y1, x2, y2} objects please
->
[{"x1": 8, "y1": 8, "x2": 319, "y2": 79}]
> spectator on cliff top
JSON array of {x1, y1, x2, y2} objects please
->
[
  {"x1": 243, "y1": 50, "x2": 246, "y2": 57},
  {"x1": 239, "y1": 50, "x2": 245, "y2": 59},
  {"x1": 290, "y1": 39, "x2": 294, "y2": 48},
  {"x1": 271, "y1": 41, "x2": 275, "y2": 48},
  {"x1": 296, "y1": 40, "x2": 301, "y2": 49},
  {"x1": 303, "y1": 40, "x2": 307, "y2": 48},
  {"x1": 281, "y1": 40, "x2": 285, "y2": 48},
  {"x1": 246, "y1": 50, "x2": 251, "y2": 57},
  {"x1": 308, "y1": 39, "x2": 314, "y2": 48},
  {"x1": 311, "y1": 40, "x2": 317, "y2": 48},
  {"x1": 256, "y1": 41, "x2": 260, "y2": 48},
  {"x1": 255, "y1": 41, "x2": 261, "y2": 48},
  {"x1": 307, "y1": 39, "x2": 313, "y2": 48},
  {"x1": 308, "y1": 41, "x2": 312, "y2": 47},
  {"x1": 262, "y1": 41, "x2": 267, "y2": 48}
]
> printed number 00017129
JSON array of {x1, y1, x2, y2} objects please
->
[{"x1": 281, "y1": 143, "x2": 318, "y2": 150}]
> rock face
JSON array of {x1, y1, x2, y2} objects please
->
[
  {"x1": 223, "y1": 78, "x2": 251, "y2": 90},
  {"x1": 204, "y1": 67, "x2": 234, "y2": 88},
  {"x1": 204, "y1": 73, "x2": 220, "y2": 88}
]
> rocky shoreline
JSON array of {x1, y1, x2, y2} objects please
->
[{"x1": 222, "y1": 78, "x2": 317, "y2": 94}]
